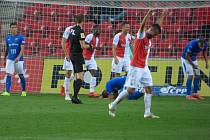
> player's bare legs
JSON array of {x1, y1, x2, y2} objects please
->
[
  {"x1": 88, "y1": 69, "x2": 99, "y2": 97},
  {"x1": 64, "y1": 70, "x2": 73, "y2": 101}
]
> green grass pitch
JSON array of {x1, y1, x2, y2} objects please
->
[{"x1": 0, "y1": 95, "x2": 210, "y2": 140}]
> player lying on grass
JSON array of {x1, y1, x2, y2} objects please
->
[
  {"x1": 1, "y1": 22, "x2": 26, "y2": 96},
  {"x1": 108, "y1": 9, "x2": 167, "y2": 118},
  {"x1": 101, "y1": 76, "x2": 144, "y2": 100},
  {"x1": 83, "y1": 26, "x2": 101, "y2": 97},
  {"x1": 181, "y1": 38, "x2": 209, "y2": 100}
]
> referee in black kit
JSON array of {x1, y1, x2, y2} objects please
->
[{"x1": 68, "y1": 14, "x2": 91, "y2": 104}]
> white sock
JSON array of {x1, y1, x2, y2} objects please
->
[
  {"x1": 144, "y1": 93, "x2": 152, "y2": 115},
  {"x1": 111, "y1": 90, "x2": 128, "y2": 109},
  {"x1": 90, "y1": 77, "x2": 96, "y2": 93},
  {"x1": 64, "y1": 77, "x2": 71, "y2": 96}
]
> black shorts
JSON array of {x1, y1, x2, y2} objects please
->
[{"x1": 70, "y1": 54, "x2": 85, "y2": 73}]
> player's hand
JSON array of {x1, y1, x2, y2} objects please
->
[
  {"x1": 206, "y1": 63, "x2": 209, "y2": 69},
  {"x1": 148, "y1": 9, "x2": 153, "y2": 14},
  {"x1": 14, "y1": 58, "x2": 19, "y2": 63},
  {"x1": 162, "y1": 9, "x2": 168, "y2": 16},
  {"x1": 65, "y1": 55, "x2": 70, "y2": 61},
  {"x1": 114, "y1": 57, "x2": 119, "y2": 64}
]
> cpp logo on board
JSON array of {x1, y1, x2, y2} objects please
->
[{"x1": 153, "y1": 86, "x2": 187, "y2": 96}]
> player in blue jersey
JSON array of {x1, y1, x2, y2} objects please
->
[
  {"x1": 1, "y1": 22, "x2": 26, "y2": 96},
  {"x1": 181, "y1": 38, "x2": 209, "y2": 100},
  {"x1": 101, "y1": 76, "x2": 144, "y2": 100}
]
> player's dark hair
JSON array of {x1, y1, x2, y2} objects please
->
[
  {"x1": 92, "y1": 25, "x2": 100, "y2": 37},
  {"x1": 10, "y1": 22, "x2": 17, "y2": 27},
  {"x1": 151, "y1": 23, "x2": 161, "y2": 34},
  {"x1": 122, "y1": 21, "x2": 129, "y2": 27},
  {"x1": 102, "y1": 90, "x2": 108, "y2": 98},
  {"x1": 76, "y1": 14, "x2": 84, "y2": 24}
]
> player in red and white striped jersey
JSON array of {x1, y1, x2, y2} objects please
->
[
  {"x1": 111, "y1": 21, "x2": 133, "y2": 78},
  {"x1": 109, "y1": 9, "x2": 167, "y2": 118},
  {"x1": 83, "y1": 27, "x2": 100, "y2": 97},
  {"x1": 61, "y1": 25, "x2": 75, "y2": 101}
]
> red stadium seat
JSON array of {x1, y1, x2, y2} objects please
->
[
  {"x1": 126, "y1": 9, "x2": 138, "y2": 16},
  {"x1": 57, "y1": 16, "x2": 69, "y2": 23},
  {"x1": 41, "y1": 7, "x2": 56, "y2": 16},
  {"x1": 39, "y1": 38, "x2": 54, "y2": 48},
  {"x1": 99, "y1": 21, "x2": 113, "y2": 32},
  {"x1": 73, "y1": 6, "x2": 89, "y2": 14},
  {"x1": 62, "y1": 22, "x2": 76, "y2": 28},
  {"x1": 32, "y1": 32, "x2": 41, "y2": 40},
  {"x1": 39, "y1": 47, "x2": 50, "y2": 56},
  {"x1": 115, "y1": 22, "x2": 123, "y2": 31},
  {"x1": 57, "y1": 6, "x2": 74, "y2": 17},
  {"x1": 24, "y1": 6, "x2": 38, "y2": 15},
  {"x1": 33, "y1": 3, "x2": 45, "y2": 10},
  {"x1": 83, "y1": 22, "x2": 96, "y2": 33}
]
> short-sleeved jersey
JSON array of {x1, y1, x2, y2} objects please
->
[
  {"x1": 83, "y1": 33, "x2": 99, "y2": 60},
  {"x1": 113, "y1": 32, "x2": 132, "y2": 58},
  {"x1": 181, "y1": 39, "x2": 208, "y2": 61},
  {"x1": 106, "y1": 76, "x2": 126, "y2": 94},
  {"x1": 63, "y1": 26, "x2": 74, "y2": 55},
  {"x1": 66, "y1": 25, "x2": 85, "y2": 55},
  {"x1": 6, "y1": 34, "x2": 25, "y2": 61},
  {"x1": 130, "y1": 31, "x2": 151, "y2": 68}
]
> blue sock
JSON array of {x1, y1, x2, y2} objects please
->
[
  {"x1": 193, "y1": 79, "x2": 199, "y2": 93},
  {"x1": 6, "y1": 75, "x2": 12, "y2": 93},
  {"x1": 128, "y1": 91, "x2": 144, "y2": 100},
  {"x1": 186, "y1": 79, "x2": 192, "y2": 95},
  {"x1": 19, "y1": 74, "x2": 26, "y2": 91}
]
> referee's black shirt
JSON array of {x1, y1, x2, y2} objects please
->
[{"x1": 68, "y1": 25, "x2": 85, "y2": 56}]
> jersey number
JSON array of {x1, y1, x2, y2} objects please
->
[
  {"x1": 10, "y1": 49, "x2": 17, "y2": 54},
  {"x1": 70, "y1": 29, "x2": 75, "y2": 35}
]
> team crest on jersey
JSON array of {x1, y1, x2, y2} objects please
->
[{"x1": 80, "y1": 33, "x2": 85, "y2": 39}]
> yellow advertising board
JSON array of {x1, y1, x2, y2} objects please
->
[{"x1": 41, "y1": 59, "x2": 210, "y2": 96}]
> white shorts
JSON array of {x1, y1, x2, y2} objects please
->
[
  {"x1": 181, "y1": 57, "x2": 199, "y2": 76},
  {"x1": 63, "y1": 57, "x2": 73, "y2": 71},
  {"x1": 124, "y1": 66, "x2": 153, "y2": 88},
  {"x1": 111, "y1": 57, "x2": 130, "y2": 73},
  {"x1": 6, "y1": 59, "x2": 25, "y2": 75},
  {"x1": 85, "y1": 57, "x2": 97, "y2": 70}
]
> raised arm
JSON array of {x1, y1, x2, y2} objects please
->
[
  {"x1": 156, "y1": 9, "x2": 168, "y2": 26},
  {"x1": 203, "y1": 47, "x2": 209, "y2": 69},
  {"x1": 139, "y1": 9, "x2": 153, "y2": 33}
]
